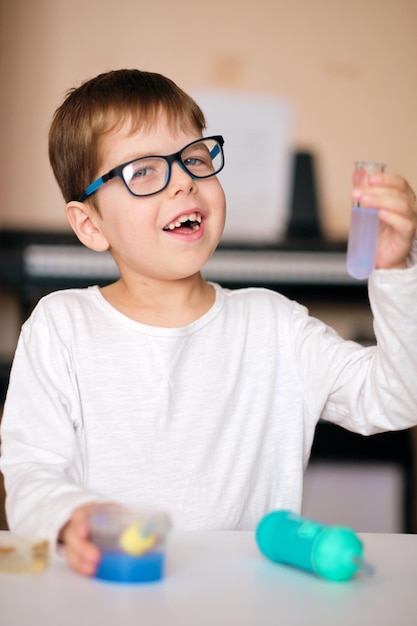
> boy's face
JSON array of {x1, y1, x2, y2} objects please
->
[{"x1": 80, "y1": 111, "x2": 226, "y2": 283}]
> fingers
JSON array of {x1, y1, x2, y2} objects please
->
[
  {"x1": 351, "y1": 171, "x2": 417, "y2": 269},
  {"x1": 378, "y1": 208, "x2": 417, "y2": 243},
  {"x1": 361, "y1": 172, "x2": 414, "y2": 199},
  {"x1": 59, "y1": 506, "x2": 101, "y2": 576},
  {"x1": 351, "y1": 173, "x2": 417, "y2": 223}
]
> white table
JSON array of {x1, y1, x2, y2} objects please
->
[{"x1": 1, "y1": 531, "x2": 417, "y2": 626}]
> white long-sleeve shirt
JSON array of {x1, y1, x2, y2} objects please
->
[{"x1": 1, "y1": 253, "x2": 417, "y2": 546}]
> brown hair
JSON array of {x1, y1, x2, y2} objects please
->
[{"x1": 48, "y1": 69, "x2": 206, "y2": 203}]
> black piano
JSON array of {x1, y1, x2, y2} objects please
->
[{"x1": 0, "y1": 227, "x2": 368, "y2": 321}]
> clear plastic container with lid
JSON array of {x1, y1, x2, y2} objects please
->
[{"x1": 89, "y1": 504, "x2": 171, "y2": 584}]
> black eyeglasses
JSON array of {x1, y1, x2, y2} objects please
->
[{"x1": 77, "y1": 135, "x2": 225, "y2": 202}]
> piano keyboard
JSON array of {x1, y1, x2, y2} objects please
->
[
  {"x1": 23, "y1": 244, "x2": 357, "y2": 285},
  {"x1": 23, "y1": 245, "x2": 120, "y2": 279},
  {"x1": 204, "y1": 249, "x2": 355, "y2": 284}
]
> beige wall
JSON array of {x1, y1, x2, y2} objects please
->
[{"x1": 1, "y1": 0, "x2": 417, "y2": 239}]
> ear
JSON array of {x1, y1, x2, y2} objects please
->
[{"x1": 66, "y1": 201, "x2": 110, "y2": 252}]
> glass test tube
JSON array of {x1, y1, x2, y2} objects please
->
[{"x1": 347, "y1": 161, "x2": 386, "y2": 280}]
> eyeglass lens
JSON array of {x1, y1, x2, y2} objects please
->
[{"x1": 122, "y1": 138, "x2": 223, "y2": 197}]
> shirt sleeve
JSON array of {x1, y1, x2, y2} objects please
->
[
  {"x1": 288, "y1": 251, "x2": 417, "y2": 434},
  {"x1": 0, "y1": 303, "x2": 107, "y2": 548}
]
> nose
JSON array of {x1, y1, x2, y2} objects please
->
[{"x1": 168, "y1": 160, "x2": 196, "y2": 195}]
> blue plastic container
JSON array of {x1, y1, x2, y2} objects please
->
[{"x1": 95, "y1": 549, "x2": 165, "y2": 583}]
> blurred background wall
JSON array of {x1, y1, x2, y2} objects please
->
[{"x1": 1, "y1": 0, "x2": 416, "y2": 236}]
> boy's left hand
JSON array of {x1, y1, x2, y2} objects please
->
[{"x1": 351, "y1": 173, "x2": 417, "y2": 270}]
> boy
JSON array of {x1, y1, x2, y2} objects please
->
[{"x1": 1, "y1": 69, "x2": 416, "y2": 576}]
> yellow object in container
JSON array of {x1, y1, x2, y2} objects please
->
[{"x1": 119, "y1": 523, "x2": 156, "y2": 555}]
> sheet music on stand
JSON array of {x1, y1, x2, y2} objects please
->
[{"x1": 192, "y1": 90, "x2": 294, "y2": 245}]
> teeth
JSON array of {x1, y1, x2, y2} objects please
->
[
  {"x1": 164, "y1": 213, "x2": 202, "y2": 231},
  {"x1": 179, "y1": 213, "x2": 200, "y2": 223}
]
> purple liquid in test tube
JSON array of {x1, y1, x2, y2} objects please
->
[{"x1": 347, "y1": 161, "x2": 386, "y2": 280}]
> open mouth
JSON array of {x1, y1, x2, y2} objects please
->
[{"x1": 163, "y1": 212, "x2": 202, "y2": 232}]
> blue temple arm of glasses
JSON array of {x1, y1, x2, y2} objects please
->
[
  {"x1": 82, "y1": 177, "x2": 105, "y2": 199},
  {"x1": 210, "y1": 144, "x2": 220, "y2": 159}
]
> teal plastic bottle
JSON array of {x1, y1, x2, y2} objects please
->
[{"x1": 256, "y1": 510, "x2": 364, "y2": 582}]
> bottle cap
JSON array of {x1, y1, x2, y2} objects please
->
[{"x1": 312, "y1": 526, "x2": 364, "y2": 581}]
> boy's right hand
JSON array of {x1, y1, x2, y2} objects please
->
[{"x1": 58, "y1": 505, "x2": 102, "y2": 576}]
